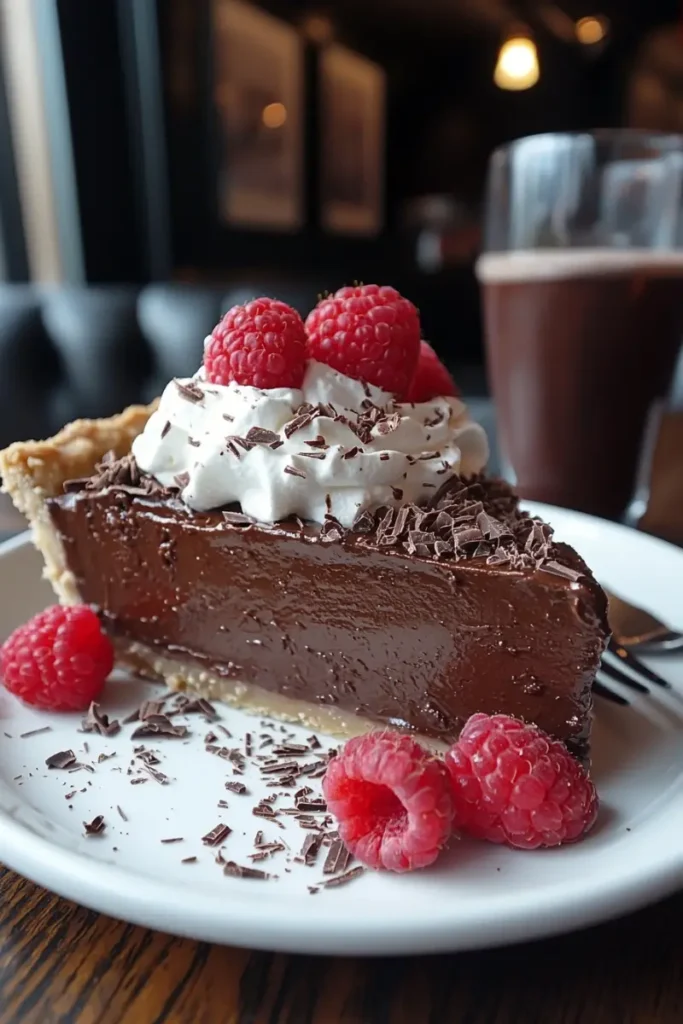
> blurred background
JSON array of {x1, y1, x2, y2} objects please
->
[{"x1": 0, "y1": 0, "x2": 683, "y2": 536}]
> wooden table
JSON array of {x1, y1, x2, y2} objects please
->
[
  {"x1": 1, "y1": 504, "x2": 683, "y2": 1022},
  {"x1": 1, "y1": 866, "x2": 683, "y2": 1023}
]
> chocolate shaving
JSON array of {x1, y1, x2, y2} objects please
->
[
  {"x1": 116, "y1": 804, "x2": 127, "y2": 821},
  {"x1": 297, "y1": 800, "x2": 327, "y2": 813},
  {"x1": 283, "y1": 412, "x2": 312, "y2": 438},
  {"x1": 179, "y1": 697, "x2": 218, "y2": 720},
  {"x1": 540, "y1": 560, "x2": 583, "y2": 582},
  {"x1": 246, "y1": 425, "x2": 281, "y2": 445},
  {"x1": 20, "y1": 726, "x2": 52, "y2": 738},
  {"x1": 202, "y1": 823, "x2": 232, "y2": 846},
  {"x1": 141, "y1": 764, "x2": 169, "y2": 785},
  {"x1": 225, "y1": 781, "x2": 248, "y2": 795},
  {"x1": 187, "y1": 437, "x2": 200, "y2": 447},
  {"x1": 161, "y1": 420, "x2": 171, "y2": 439},
  {"x1": 300, "y1": 834, "x2": 322, "y2": 866},
  {"x1": 181, "y1": 856, "x2": 197, "y2": 864},
  {"x1": 81, "y1": 702, "x2": 121, "y2": 737},
  {"x1": 321, "y1": 866, "x2": 365, "y2": 888},
  {"x1": 223, "y1": 861, "x2": 271, "y2": 880},
  {"x1": 46, "y1": 749, "x2": 77, "y2": 769},
  {"x1": 83, "y1": 814, "x2": 106, "y2": 836},
  {"x1": 376, "y1": 412, "x2": 401, "y2": 436},
  {"x1": 174, "y1": 379, "x2": 204, "y2": 404},
  {"x1": 323, "y1": 840, "x2": 353, "y2": 875},
  {"x1": 223, "y1": 510, "x2": 252, "y2": 526},
  {"x1": 131, "y1": 714, "x2": 188, "y2": 740},
  {"x1": 305, "y1": 435, "x2": 328, "y2": 449},
  {"x1": 284, "y1": 465, "x2": 306, "y2": 479},
  {"x1": 161, "y1": 837, "x2": 184, "y2": 844}
]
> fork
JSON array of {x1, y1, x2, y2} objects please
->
[
  {"x1": 592, "y1": 589, "x2": 680, "y2": 704},
  {"x1": 594, "y1": 638, "x2": 673, "y2": 706},
  {"x1": 603, "y1": 589, "x2": 683, "y2": 653}
]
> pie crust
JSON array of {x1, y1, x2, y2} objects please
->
[{"x1": 0, "y1": 404, "x2": 156, "y2": 603}]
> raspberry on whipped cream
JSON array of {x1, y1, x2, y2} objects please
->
[{"x1": 132, "y1": 361, "x2": 489, "y2": 528}]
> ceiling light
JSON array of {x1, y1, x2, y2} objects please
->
[
  {"x1": 261, "y1": 102, "x2": 287, "y2": 129},
  {"x1": 576, "y1": 16, "x2": 608, "y2": 45},
  {"x1": 494, "y1": 36, "x2": 540, "y2": 91}
]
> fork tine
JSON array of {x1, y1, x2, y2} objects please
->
[
  {"x1": 593, "y1": 679, "x2": 629, "y2": 706},
  {"x1": 608, "y1": 638, "x2": 672, "y2": 688},
  {"x1": 599, "y1": 658, "x2": 649, "y2": 694}
]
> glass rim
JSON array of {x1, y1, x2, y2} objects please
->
[{"x1": 492, "y1": 129, "x2": 683, "y2": 159}]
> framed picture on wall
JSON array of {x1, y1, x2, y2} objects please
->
[
  {"x1": 211, "y1": 0, "x2": 304, "y2": 231},
  {"x1": 319, "y1": 45, "x2": 385, "y2": 236}
]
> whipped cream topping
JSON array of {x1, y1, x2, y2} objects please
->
[{"x1": 132, "y1": 361, "x2": 489, "y2": 528}]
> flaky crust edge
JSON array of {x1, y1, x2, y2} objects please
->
[{"x1": 0, "y1": 403, "x2": 157, "y2": 602}]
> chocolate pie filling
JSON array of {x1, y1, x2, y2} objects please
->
[{"x1": 47, "y1": 466, "x2": 608, "y2": 755}]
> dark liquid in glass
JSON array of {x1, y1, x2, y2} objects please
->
[{"x1": 479, "y1": 250, "x2": 683, "y2": 519}]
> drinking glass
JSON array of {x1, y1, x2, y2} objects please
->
[{"x1": 477, "y1": 130, "x2": 683, "y2": 520}]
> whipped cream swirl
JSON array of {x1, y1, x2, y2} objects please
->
[{"x1": 132, "y1": 361, "x2": 488, "y2": 528}]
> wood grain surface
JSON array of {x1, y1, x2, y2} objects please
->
[{"x1": 0, "y1": 864, "x2": 682, "y2": 1023}]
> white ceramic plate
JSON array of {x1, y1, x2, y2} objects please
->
[{"x1": 0, "y1": 503, "x2": 682, "y2": 956}]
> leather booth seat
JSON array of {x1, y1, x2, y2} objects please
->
[{"x1": 0, "y1": 282, "x2": 325, "y2": 448}]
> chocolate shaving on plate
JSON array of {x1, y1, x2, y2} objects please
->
[
  {"x1": 19, "y1": 726, "x2": 52, "y2": 738},
  {"x1": 223, "y1": 861, "x2": 271, "y2": 880},
  {"x1": 131, "y1": 714, "x2": 188, "y2": 740},
  {"x1": 321, "y1": 866, "x2": 365, "y2": 888},
  {"x1": 81, "y1": 702, "x2": 121, "y2": 737},
  {"x1": 83, "y1": 815, "x2": 106, "y2": 836},
  {"x1": 45, "y1": 749, "x2": 77, "y2": 770},
  {"x1": 300, "y1": 834, "x2": 322, "y2": 866},
  {"x1": 323, "y1": 840, "x2": 353, "y2": 875},
  {"x1": 202, "y1": 823, "x2": 232, "y2": 846},
  {"x1": 225, "y1": 781, "x2": 248, "y2": 795},
  {"x1": 283, "y1": 465, "x2": 306, "y2": 479}
]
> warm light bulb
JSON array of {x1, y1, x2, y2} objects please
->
[
  {"x1": 494, "y1": 37, "x2": 540, "y2": 91},
  {"x1": 261, "y1": 102, "x2": 287, "y2": 129},
  {"x1": 575, "y1": 16, "x2": 607, "y2": 45}
]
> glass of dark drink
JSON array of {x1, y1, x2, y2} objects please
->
[{"x1": 478, "y1": 130, "x2": 683, "y2": 520}]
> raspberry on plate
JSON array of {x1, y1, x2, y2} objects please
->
[
  {"x1": 0, "y1": 605, "x2": 114, "y2": 711},
  {"x1": 445, "y1": 713, "x2": 598, "y2": 850},
  {"x1": 407, "y1": 340, "x2": 460, "y2": 403},
  {"x1": 322, "y1": 731, "x2": 455, "y2": 872},
  {"x1": 305, "y1": 284, "x2": 421, "y2": 398},
  {"x1": 204, "y1": 298, "x2": 307, "y2": 389}
]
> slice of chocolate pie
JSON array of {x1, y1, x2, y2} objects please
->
[{"x1": 0, "y1": 292, "x2": 609, "y2": 757}]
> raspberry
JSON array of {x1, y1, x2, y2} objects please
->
[
  {"x1": 204, "y1": 298, "x2": 307, "y2": 389},
  {"x1": 1, "y1": 605, "x2": 114, "y2": 711},
  {"x1": 407, "y1": 341, "x2": 460, "y2": 403},
  {"x1": 445, "y1": 714, "x2": 598, "y2": 850},
  {"x1": 322, "y1": 731, "x2": 454, "y2": 872},
  {"x1": 305, "y1": 284, "x2": 421, "y2": 397}
]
